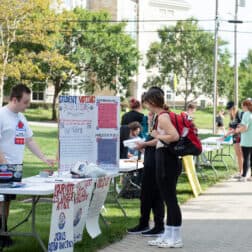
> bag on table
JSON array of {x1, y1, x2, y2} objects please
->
[{"x1": 156, "y1": 111, "x2": 202, "y2": 156}]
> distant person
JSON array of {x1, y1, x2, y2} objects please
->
[
  {"x1": 127, "y1": 88, "x2": 164, "y2": 237},
  {"x1": 224, "y1": 101, "x2": 243, "y2": 178},
  {"x1": 216, "y1": 109, "x2": 226, "y2": 135},
  {"x1": 184, "y1": 103, "x2": 196, "y2": 121},
  {"x1": 0, "y1": 84, "x2": 55, "y2": 247},
  {"x1": 120, "y1": 121, "x2": 142, "y2": 159},
  {"x1": 235, "y1": 100, "x2": 252, "y2": 181},
  {"x1": 121, "y1": 98, "x2": 148, "y2": 139}
]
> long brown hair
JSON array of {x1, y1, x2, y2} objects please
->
[
  {"x1": 143, "y1": 88, "x2": 169, "y2": 111},
  {"x1": 229, "y1": 106, "x2": 239, "y2": 120}
]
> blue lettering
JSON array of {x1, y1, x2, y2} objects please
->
[
  {"x1": 48, "y1": 241, "x2": 58, "y2": 252},
  {"x1": 59, "y1": 240, "x2": 73, "y2": 249},
  {"x1": 59, "y1": 96, "x2": 77, "y2": 104},
  {"x1": 54, "y1": 232, "x2": 66, "y2": 241}
]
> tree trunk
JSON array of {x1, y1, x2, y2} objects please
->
[
  {"x1": 51, "y1": 80, "x2": 61, "y2": 121},
  {"x1": 0, "y1": 74, "x2": 4, "y2": 107}
]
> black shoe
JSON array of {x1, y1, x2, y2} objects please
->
[
  {"x1": 0, "y1": 235, "x2": 13, "y2": 248},
  {"x1": 0, "y1": 236, "x2": 4, "y2": 248},
  {"x1": 4, "y1": 235, "x2": 14, "y2": 247},
  {"x1": 127, "y1": 225, "x2": 150, "y2": 234},
  {"x1": 142, "y1": 226, "x2": 164, "y2": 237}
]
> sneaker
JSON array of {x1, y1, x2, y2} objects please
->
[
  {"x1": 148, "y1": 236, "x2": 165, "y2": 246},
  {"x1": 142, "y1": 227, "x2": 164, "y2": 237},
  {"x1": 238, "y1": 176, "x2": 247, "y2": 182},
  {"x1": 233, "y1": 173, "x2": 241, "y2": 179},
  {"x1": 127, "y1": 225, "x2": 149, "y2": 234},
  {"x1": 158, "y1": 238, "x2": 183, "y2": 248},
  {"x1": 247, "y1": 177, "x2": 252, "y2": 182}
]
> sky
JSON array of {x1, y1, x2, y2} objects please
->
[{"x1": 186, "y1": 0, "x2": 252, "y2": 63}]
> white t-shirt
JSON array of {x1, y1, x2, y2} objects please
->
[{"x1": 0, "y1": 106, "x2": 33, "y2": 164}]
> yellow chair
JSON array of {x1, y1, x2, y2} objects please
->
[{"x1": 182, "y1": 155, "x2": 202, "y2": 197}]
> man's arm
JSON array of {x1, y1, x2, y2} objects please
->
[{"x1": 25, "y1": 137, "x2": 55, "y2": 166}]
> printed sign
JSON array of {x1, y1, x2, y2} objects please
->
[
  {"x1": 73, "y1": 179, "x2": 94, "y2": 243},
  {"x1": 48, "y1": 183, "x2": 75, "y2": 252},
  {"x1": 86, "y1": 177, "x2": 111, "y2": 238},
  {"x1": 59, "y1": 96, "x2": 120, "y2": 173}
]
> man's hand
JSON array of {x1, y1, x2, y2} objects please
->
[{"x1": 43, "y1": 158, "x2": 56, "y2": 167}]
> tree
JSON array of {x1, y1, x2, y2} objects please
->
[
  {"x1": 0, "y1": 0, "x2": 53, "y2": 105},
  {"x1": 145, "y1": 19, "x2": 232, "y2": 108},
  {"x1": 70, "y1": 8, "x2": 139, "y2": 94},
  {"x1": 37, "y1": 8, "x2": 139, "y2": 120},
  {"x1": 239, "y1": 49, "x2": 252, "y2": 101}
]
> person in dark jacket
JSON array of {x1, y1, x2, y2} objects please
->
[
  {"x1": 127, "y1": 87, "x2": 165, "y2": 237},
  {"x1": 121, "y1": 98, "x2": 148, "y2": 139}
]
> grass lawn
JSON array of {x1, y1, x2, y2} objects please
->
[
  {"x1": 4, "y1": 127, "x2": 237, "y2": 252},
  {"x1": 25, "y1": 107, "x2": 231, "y2": 130}
]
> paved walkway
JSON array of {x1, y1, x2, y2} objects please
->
[{"x1": 99, "y1": 178, "x2": 252, "y2": 252}]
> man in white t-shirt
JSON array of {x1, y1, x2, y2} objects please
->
[{"x1": 0, "y1": 84, "x2": 55, "y2": 247}]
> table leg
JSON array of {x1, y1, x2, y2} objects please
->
[
  {"x1": 110, "y1": 177, "x2": 127, "y2": 217},
  {"x1": 1, "y1": 196, "x2": 48, "y2": 252}
]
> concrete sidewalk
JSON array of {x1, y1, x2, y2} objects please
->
[{"x1": 99, "y1": 178, "x2": 252, "y2": 252}]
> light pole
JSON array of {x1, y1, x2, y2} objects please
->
[
  {"x1": 228, "y1": 0, "x2": 245, "y2": 107},
  {"x1": 213, "y1": 0, "x2": 219, "y2": 134}
]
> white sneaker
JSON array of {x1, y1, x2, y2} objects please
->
[
  {"x1": 158, "y1": 239, "x2": 183, "y2": 248},
  {"x1": 233, "y1": 173, "x2": 241, "y2": 179},
  {"x1": 148, "y1": 236, "x2": 165, "y2": 246},
  {"x1": 239, "y1": 176, "x2": 247, "y2": 182}
]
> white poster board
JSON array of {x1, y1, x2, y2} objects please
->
[
  {"x1": 73, "y1": 179, "x2": 94, "y2": 243},
  {"x1": 85, "y1": 176, "x2": 111, "y2": 238},
  {"x1": 58, "y1": 96, "x2": 120, "y2": 173},
  {"x1": 48, "y1": 183, "x2": 75, "y2": 252}
]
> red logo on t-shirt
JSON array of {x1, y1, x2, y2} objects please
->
[
  {"x1": 18, "y1": 121, "x2": 24, "y2": 129},
  {"x1": 15, "y1": 137, "x2": 25, "y2": 145}
]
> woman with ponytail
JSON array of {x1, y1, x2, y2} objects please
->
[{"x1": 143, "y1": 88, "x2": 183, "y2": 248}]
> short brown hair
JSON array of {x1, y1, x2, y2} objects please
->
[
  {"x1": 128, "y1": 121, "x2": 142, "y2": 131},
  {"x1": 187, "y1": 103, "x2": 196, "y2": 110},
  {"x1": 10, "y1": 84, "x2": 31, "y2": 101}
]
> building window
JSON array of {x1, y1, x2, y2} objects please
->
[
  {"x1": 32, "y1": 82, "x2": 45, "y2": 101},
  {"x1": 159, "y1": 8, "x2": 174, "y2": 17}
]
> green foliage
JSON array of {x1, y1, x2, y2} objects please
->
[
  {"x1": 239, "y1": 49, "x2": 252, "y2": 102},
  {"x1": 145, "y1": 18, "x2": 232, "y2": 107},
  {"x1": 0, "y1": 0, "x2": 54, "y2": 103},
  {"x1": 0, "y1": 3, "x2": 139, "y2": 120}
]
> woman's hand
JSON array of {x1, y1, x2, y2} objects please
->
[{"x1": 150, "y1": 129, "x2": 158, "y2": 139}]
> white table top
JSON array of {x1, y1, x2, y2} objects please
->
[
  {"x1": 0, "y1": 160, "x2": 145, "y2": 195},
  {"x1": 201, "y1": 136, "x2": 232, "y2": 145},
  {"x1": 0, "y1": 175, "x2": 92, "y2": 196},
  {"x1": 119, "y1": 159, "x2": 144, "y2": 173}
]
